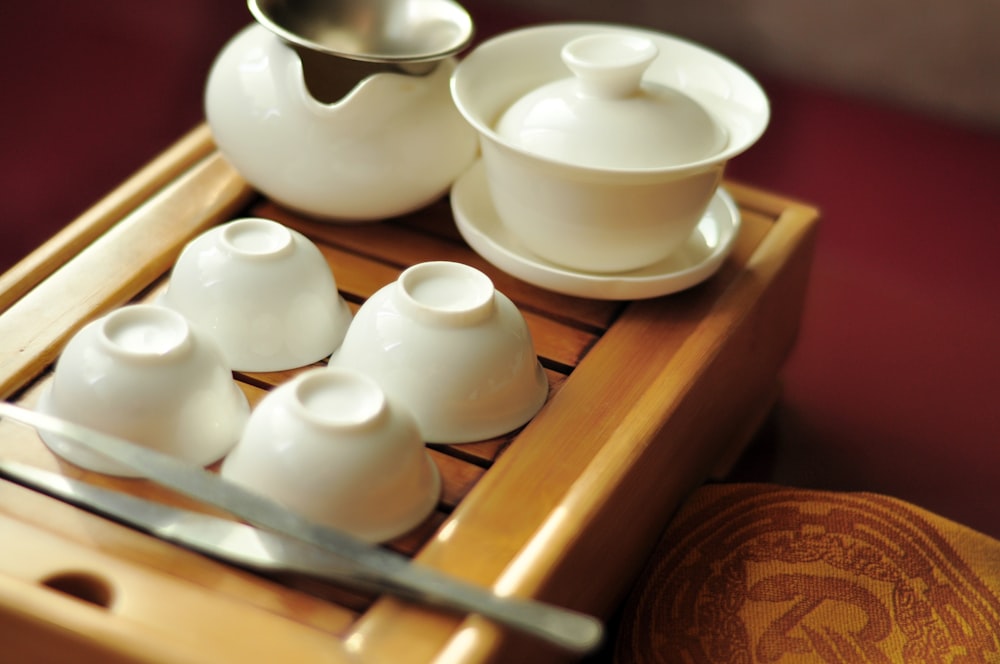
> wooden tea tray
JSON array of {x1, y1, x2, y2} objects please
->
[{"x1": 0, "y1": 125, "x2": 818, "y2": 663}]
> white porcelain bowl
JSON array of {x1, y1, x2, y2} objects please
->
[
  {"x1": 327, "y1": 261, "x2": 548, "y2": 443},
  {"x1": 220, "y1": 367, "x2": 440, "y2": 543},
  {"x1": 451, "y1": 24, "x2": 769, "y2": 273},
  {"x1": 38, "y1": 305, "x2": 250, "y2": 477},
  {"x1": 160, "y1": 217, "x2": 352, "y2": 372},
  {"x1": 205, "y1": 23, "x2": 478, "y2": 221}
]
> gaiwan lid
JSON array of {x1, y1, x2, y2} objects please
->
[{"x1": 496, "y1": 33, "x2": 728, "y2": 169}]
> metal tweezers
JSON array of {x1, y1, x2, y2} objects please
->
[{"x1": 0, "y1": 402, "x2": 602, "y2": 654}]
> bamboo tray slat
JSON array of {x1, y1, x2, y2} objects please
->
[{"x1": 0, "y1": 125, "x2": 819, "y2": 663}]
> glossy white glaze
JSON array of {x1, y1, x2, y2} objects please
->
[
  {"x1": 497, "y1": 33, "x2": 727, "y2": 169},
  {"x1": 328, "y1": 261, "x2": 548, "y2": 443},
  {"x1": 451, "y1": 23, "x2": 768, "y2": 273},
  {"x1": 451, "y1": 161, "x2": 742, "y2": 300},
  {"x1": 205, "y1": 24, "x2": 478, "y2": 221},
  {"x1": 160, "y1": 218, "x2": 352, "y2": 372},
  {"x1": 221, "y1": 368, "x2": 440, "y2": 543},
  {"x1": 38, "y1": 305, "x2": 250, "y2": 476}
]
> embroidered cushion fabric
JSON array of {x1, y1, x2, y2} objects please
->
[{"x1": 615, "y1": 484, "x2": 1000, "y2": 663}]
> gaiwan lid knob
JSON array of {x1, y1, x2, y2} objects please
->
[{"x1": 496, "y1": 33, "x2": 728, "y2": 169}]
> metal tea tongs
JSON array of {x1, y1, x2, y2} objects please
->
[{"x1": 0, "y1": 402, "x2": 603, "y2": 655}]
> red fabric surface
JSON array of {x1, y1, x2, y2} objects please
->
[
  {"x1": 725, "y1": 79, "x2": 1000, "y2": 538},
  {"x1": 3, "y1": 3, "x2": 999, "y2": 541}
]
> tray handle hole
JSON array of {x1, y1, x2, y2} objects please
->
[{"x1": 41, "y1": 571, "x2": 115, "y2": 609}]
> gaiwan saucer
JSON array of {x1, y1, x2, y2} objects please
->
[{"x1": 450, "y1": 160, "x2": 742, "y2": 300}]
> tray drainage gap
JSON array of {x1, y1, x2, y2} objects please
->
[{"x1": 40, "y1": 570, "x2": 115, "y2": 609}]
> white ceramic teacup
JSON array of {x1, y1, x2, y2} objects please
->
[
  {"x1": 328, "y1": 261, "x2": 549, "y2": 443},
  {"x1": 451, "y1": 24, "x2": 769, "y2": 273},
  {"x1": 160, "y1": 217, "x2": 352, "y2": 372},
  {"x1": 38, "y1": 304, "x2": 250, "y2": 476},
  {"x1": 220, "y1": 367, "x2": 441, "y2": 543}
]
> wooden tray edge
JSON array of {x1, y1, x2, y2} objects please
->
[{"x1": 347, "y1": 190, "x2": 821, "y2": 661}]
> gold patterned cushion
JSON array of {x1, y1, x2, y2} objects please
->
[{"x1": 614, "y1": 484, "x2": 1000, "y2": 663}]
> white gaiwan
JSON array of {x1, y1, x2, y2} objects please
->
[
  {"x1": 497, "y1": 33, "x2": 727, "y2": 170},
  {"x1": 205, "y1": 14, "x2": 478, "y2": 221},
  {"x1": 451, "y1": 24, "x2": 769, "y2": 273}
]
